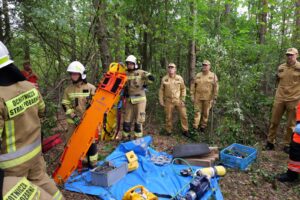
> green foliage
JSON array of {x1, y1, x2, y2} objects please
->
[
  {"x1": 4, "y1": 0, "x2": 300, "y2": 147},
  {"x1": 41, "y1": 99, "x2": 59, "y2": 137}
]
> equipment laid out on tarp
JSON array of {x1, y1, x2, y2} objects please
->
[
  {"x1": 173, "y1": 144, "x2": 211, "y2": 158},
  {"x1": 64, "y1": 136, "x2": 224, "y2": 200},
  {"x1": 53, "y1": 63, "x2": 127, "y2": 184},
  {"x1": 123, "y1": 185, "x2": 158, "y2": 200},
  {"x1": 151, "y1": 154, "x2": 172, "y2": 166},
  {"x1": 90, "y1": 161, "x2": 128, "y2": 187},
  {"x1": 126, "y1": 151, "x2": 139, "y2": 172},
  {"x1": 179, "y1": 166, "x2": 226, "y2": 200},
  {"x1": 175, "y1": 147, "x2": 220, "y2": 167}
]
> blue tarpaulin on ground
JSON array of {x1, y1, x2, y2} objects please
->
[{"x1": 64, "y1": 136, "x2": 224, "y2": 200}]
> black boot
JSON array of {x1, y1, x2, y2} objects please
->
[
  {"x1": 264, "y1": 142, "x2": 275, "y2": 150},
  {"x1": 122, "y1": 135, "x2": 131, "y2": 141},
  {"x1": 199, "y1": 127, "x2": 206, "y2": 133},
  {"x1": 278, "y1": 170, "x2": 299, "y2": 182},
  {"x1": 122, "y1": 122, "x2": 131, "y2": 141},
  {"x1": 87, "y1": 143, "x2": 98, "y2": 169},
  {"x1": 283, "y1": 146, "x2": 290, "y2": 154},
  {"x1": 165, "y1": 131, "x2": 172, "y2": 136},
  {"x1": 182, "y1": 131, "x2": 191, "y2": 138}
]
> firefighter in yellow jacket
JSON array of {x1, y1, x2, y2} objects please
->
[
  {"x1": 266, "y1": 48, "x2": 300, "y2": 153},
  {"x1": 190, "y1": 60, "x2": 219, "y2": 132},
  {"x1": 159, "y1": 63, "x2": 190, "y2": 137},
  {"x1": 61, "y1": 61, "x2": 98, "y2": 168},
  {"x1": 122, "y1": 55, "x2": 154, "y2": 139},
  {"x1": 0, "y1": 41, "x2": 64, "y2": 199}
]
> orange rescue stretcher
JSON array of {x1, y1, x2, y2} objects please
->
[{"x1": 52, "y1": 63, "x2": 127, "y2": 184}]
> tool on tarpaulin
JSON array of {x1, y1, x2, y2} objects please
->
[
  {"x1": 122, "y1": 185, "x2": 158, "y2": 200},
  {"x1": 195, "y1": 166, "x2": 226, "y2": 179},
  {"x1": 180, "y1": 166, "x2": 226, "y2": 179},
  {"x1": 183, "y1": 175, "x2": 210, "y2": 200},
  {"x1": 180, "y1": 168, "x2": 193, "y2": 177},
  {"x1": 126, "y1": 151, "x2": 139, "y2": 172},
  {"x1": 179, "y1": 166, "x2": 226, "y2": 200},
  {"x1": 150, "y1": 155, "x2": 172, "y2": 166},
  {"x1": 224, "y1": 147, "x2": 249, "y2": 158}
]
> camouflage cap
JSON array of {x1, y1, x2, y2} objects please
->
[
  {"x1": 202, "y1": 60, "x2": 211, "y2": 65},
  {"x1": 168, "y1": 63, "x2": 176, "y2": 68},
  {"x1": 286, "y1": 48, "x2": 298, "y2": 55}
]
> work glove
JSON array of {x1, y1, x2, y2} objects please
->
[
  {"x1": 294, "y1": 123, "x2": 300, "y2": 134},
  {"x1": 72, "y1": 115, "x2": 81, "y2": 126},
  {"x1": 211, "y1": 98, "x2": 217, "y2": 105},
  {"x1": 123, "y1": 87, "x2": 129, "y2": 98},
  {"x1": 159, "y1": 100, "x2": 165, "y2": 107},
  {"x1": 191, "y1": 96, "x2": 194, "y2": 103},
  {"x1": 143, "y1": 84, "x2": 148, "y2": 91},
  {"x1": 147, "y1": 74, "x2": 155, "y2": 82},
  {"x1": 180, "y1": 100, "x2": 186, "y2": 107},
  {"x1": 85, "y1": 95, "x2": 93, "y2": 109}
]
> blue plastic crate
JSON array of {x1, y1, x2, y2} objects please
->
[{"x1": 220, "y1": 143, "x2": 257, "y2": 170}]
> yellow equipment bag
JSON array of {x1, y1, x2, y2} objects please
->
[{"x1": 122, "y1": 185, "x2": 158, "y2": 200}]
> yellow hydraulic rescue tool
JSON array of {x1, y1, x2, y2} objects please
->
[
  {"x1": 53, "y1": 63, "x2": 127, "y2": 184},
  {"x1": 99, "y1": 93, "x2": 122, "y2": 141},
  {"x1": 123, "y1": 185, "x2": 158, "y2": 200}
]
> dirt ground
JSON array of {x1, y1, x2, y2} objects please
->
[{"x1": 44, "y1": 127, "x2": 300, "y2": 200}]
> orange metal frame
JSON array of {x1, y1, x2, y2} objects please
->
[{"x1": 53, "y1": 67, "x2": 127, "y2": 184}]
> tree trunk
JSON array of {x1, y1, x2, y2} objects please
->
[
  {"x1": 188, "y1": 0, "x2": 196, "y2": 85},
  {"x1": 224, "y1": 0, "x2": 232, "y2": 26},
  {"x1": 93, "y1": 0, "x2": 112, "y2": 71},
  {"x1": 142, "y1": 31, "x2": 149, "y2": 70},
  {"x1": 258, "y1": 0, "x2": 268, "y2": 44},
  {"x1": 125, "y1": 24, "x2": 131, "y2": 56},
  {"x1": 225, "y1": 1, "x2": 231, "y2": 15},
  {"x1": 160, "y1": 0, "x2": 168, "y2": 69},
  {"x1": 23, "y1": 10, "x2": 30, "y2": 61},
  {"x1": 293, "y1": 0, "x2": 300, "y2": 45},
  {"x1": 69, "y1": 0, "x2": 76, "y2": 61},
  {"x1": 2, "y1": 0, "x2": 11, "y2": 43},
  {"x1": 0, "y1": 6, "x2": 3, "y2": 41},
  {"x1": 176, "y1": 44, "x2": 181, "y2": 73},
  {"x1": 149, "y1": 34, "x2": 153, "y2": 72},
  {"x1": 280, "y1": 2, "x2": 286, "y2": 50},
  {"x1": 268, "y1": 5, "x2": 274, "y2": 35},
  {"x1": 113, "y1": 14, "x2": 122, "y2": 62}
]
